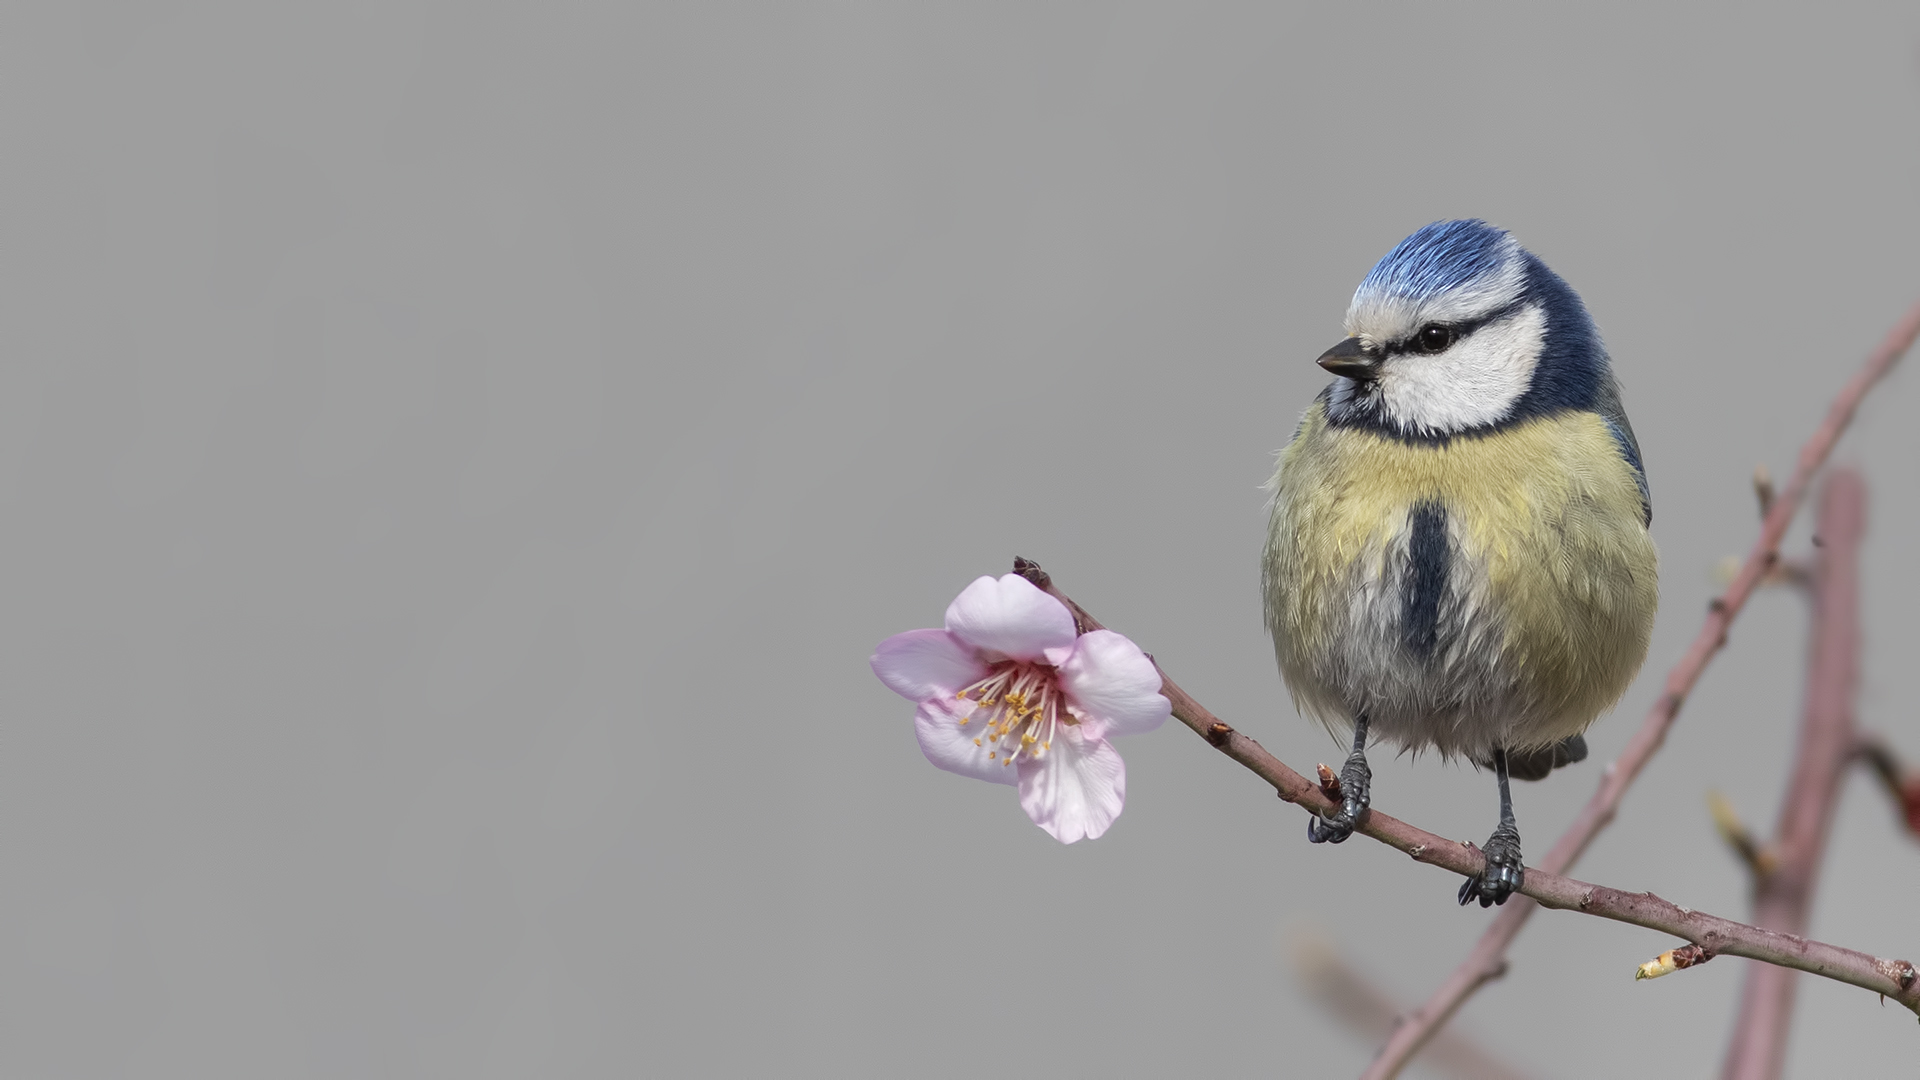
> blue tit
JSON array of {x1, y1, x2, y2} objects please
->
[{"x1": 1263, "y1": 219, "x2": 1657, "y2": 906}]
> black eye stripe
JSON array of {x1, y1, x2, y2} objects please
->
[{"x1": 1388, "y1": 299, "x2": 1529, "y2": 355}]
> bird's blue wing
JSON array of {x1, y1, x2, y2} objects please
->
[{"x1": 1592, "y1": 374, "x2": 1650, "y2": 526}]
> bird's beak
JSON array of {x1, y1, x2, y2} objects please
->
[{"x1": 1317, "y1": 337, "x2": 1380, "y2": 382}]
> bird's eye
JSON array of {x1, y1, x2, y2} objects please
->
[{"x1": 1413, "y1": 325, "x2": 1456, "y2": 353}]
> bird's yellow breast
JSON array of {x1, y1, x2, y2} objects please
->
[{"x1": 1264, "y1": 403, "x2": 1658, "y2": 748}]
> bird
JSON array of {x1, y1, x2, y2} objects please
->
[{"x1": 1262, "y1": 219, "x2": 1657, "y2": 907}]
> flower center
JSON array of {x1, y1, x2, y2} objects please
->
[{"x1": 955, "y1": 660, "x2": 1073, "y2": 769}]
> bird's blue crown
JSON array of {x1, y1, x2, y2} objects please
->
[{"x1": 1352, "y1": 219, "x2": 1517, "y2": 308}]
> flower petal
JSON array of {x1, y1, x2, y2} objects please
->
[
  {"x1": 1054, "y1": 629, "x2": 1170, "y2": 738},
  {"x1": 1017, "y1": 726, "x2": 1126, "y2": 843},
  {"x1": 943, "y1": 574, "x2": 1077, "y2": 662},
  {"x1": 914, "y1": 701, "x2": 1019, "y2": 786},
  {"x1": 871, "y1": 629, "x2": 990, "y2": 703}
]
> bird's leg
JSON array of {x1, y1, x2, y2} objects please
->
[
  {"x1": 1307, "y1": 714, "x2": 1371, "y2": 844},
  {"x1": 1458, "y1": 747, "x2": 1524, "y2": 907}
]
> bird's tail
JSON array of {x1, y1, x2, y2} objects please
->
[{"x1": 1499, "y1": 735, "x2": 1589, "y2": 782}]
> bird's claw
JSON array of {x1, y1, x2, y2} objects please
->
[
  {"x1": 1308, "y1": 757, "x2": 1370, "y2": 845},
  {"x1": 1306, "y1": 800, "x2": 1359, "y2": 844},
  {"x1": 1457, "y1": 825, "x2": 1524, "y2": 907}
]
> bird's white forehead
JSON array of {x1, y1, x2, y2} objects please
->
[{"x1": 1344, "y1": 236, "x2": 1528, "y2": 345}]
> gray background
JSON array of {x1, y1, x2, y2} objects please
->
[{"x1": 5, "y1": 3, "x2": 1920, "y2": 1077}]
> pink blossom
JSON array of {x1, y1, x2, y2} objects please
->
[{"x1": 871, "y1": 574, "x2": 1171, "y2": 843}]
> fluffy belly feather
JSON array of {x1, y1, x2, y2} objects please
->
[{"x1": 1264, "y1": 404, "x2": 1658, "y2": 760}]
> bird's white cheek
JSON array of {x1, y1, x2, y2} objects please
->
[{"x1": 1380, "y1": 305, "x2": 1546, "y2": 435}]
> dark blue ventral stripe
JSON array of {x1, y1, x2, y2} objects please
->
[{"x1": 1401, "y1": 503, "x2": 1449, "y2": 660}]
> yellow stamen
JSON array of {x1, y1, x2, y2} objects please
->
[{"x1": 954, "y1": 659, "x2": 1069, "y2": 770}]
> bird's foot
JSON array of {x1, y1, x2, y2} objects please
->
[
  {"x1": 1307, "y1": 753, "x2": 1371, "y2": 844},
  {"x1": 1458, "y1": 822, "x2": 1524, "y2": 907}
]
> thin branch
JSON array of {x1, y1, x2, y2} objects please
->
[
  {"x1": 1290, "y1": 935, "x2": 1535, "y2": 1080},
  {"x1": 1524, "y1": 876, "x2": 1915, "y2": 1012},
  {"x1": 1010, "y1": 561, "x2": 1920, "y2": 1022},
  {"x1": 1722, "y1": 470, "x2": 1866, "y2": 1080},
  {"x1": 1361, "y1": 296, "x2": 1920, "y2": 1080}
]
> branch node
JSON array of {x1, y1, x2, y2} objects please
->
[
  {"x1": 1852, "y1": 735, "x2": 1920, "y2": 837},
  {"x1": 1636, "y1": 944, "x2": 1712, "y2": 981},
  {"x1": 1315, "y1": 762, "x2": 1341, "y2": 799},
  {"x1": 1579, "y1": 888, "x2": 1593, "y2": 910},
  {"x1": 1206, "y1": 722, "x2": 1234, "y2": 747},
  {"x1": 1010, "y1": 556, "x2": 1048, "y2": 588},
  {"x1": 1707, "y1": 790, "x2": 1778, "y2": 878},
  {"x1": 1753, "y1": 464, "x2": 1775, "y2": 518},
  {"x1": 1874, "y1": 958, "x2": 1918, "y2": 993}
]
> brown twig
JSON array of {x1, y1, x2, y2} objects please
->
[
  {"x1": 1291, "y1": 935, "x2": 1536, "y2": 1080},
  {"x1": 1010, "y1": 560, "x2": 1920, "y2": 1022},
  {"x1": 1360, "y1": 297, "x2": 1920, "y2": 1080},
  {"x1": 1721, "y1": 472, "x2": 1866, "y2": 1080}
]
